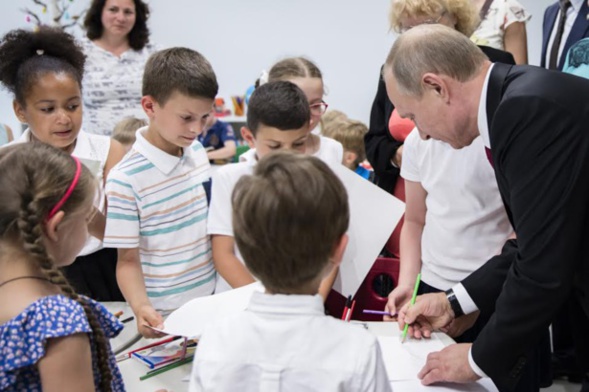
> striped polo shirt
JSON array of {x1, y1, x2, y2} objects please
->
[{"x1": 104, "y1": 127, "x2": 216, "y2": 311}]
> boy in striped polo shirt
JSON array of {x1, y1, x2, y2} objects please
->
[{"x1": 104, "y1": 48, "x2": 217, "y2": 338}]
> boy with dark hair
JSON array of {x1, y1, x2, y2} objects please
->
[
  {"x1": 208, "y1": 81, "x2": 336, "y2": 296},
  {"x1": 190, "y1": 152, "x2": 391, "y2": 391},
  {"x1": 104, "y1": 47, "x2": 218, "y2": 337}
]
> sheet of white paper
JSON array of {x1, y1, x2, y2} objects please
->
[
  {"x1": 330, "y1": 164, "x2": 405, "y2": 296},
  {"x1": 150, "y1": 282, "x2": 264, "y2": 338},
  {"x1": 377, "y1": 335, "x2": 446, "y2": 381},
  {"x1": 390, "y1": 379, "x2": 498, "y2": 392}
]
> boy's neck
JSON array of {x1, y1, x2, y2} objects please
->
[
  {"x1": 144, "y1": 126, "x2": 183, "y2": 157},
  {"x1": 266, "y1": 279, "x2": 321, "y2": 296}
]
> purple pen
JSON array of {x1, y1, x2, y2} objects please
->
[{"x1": 362, "y1": 309, "x2": 396, "y2": 317}]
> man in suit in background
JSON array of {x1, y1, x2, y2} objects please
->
[
  {"x1": 542, "y1": 0, "x2": 589, "y2": 70},
  {"x1": 384, "y1": 24, "x2": 589, "y2": 392}
]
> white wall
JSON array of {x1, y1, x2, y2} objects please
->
[{"x1": 0, "y1": 0, "x2": 554, "y2": 137}]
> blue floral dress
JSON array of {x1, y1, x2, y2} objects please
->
[{"x1": 0, "y1": 295, "x2": 125, "y2": 391}]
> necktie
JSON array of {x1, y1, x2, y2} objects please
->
[
  {"x1": 485, "y1": 147, "x2": 494, "y2": 168},
  {"x1": 549, "y1": 0, "x2": 572, "y2": 70}
]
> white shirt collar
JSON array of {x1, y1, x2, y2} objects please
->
[
  {"x1": 478, "y1": 63, "x2": 495, "y2": 149},
  {"x1": 247, "y1": 291, "x2": 325, "y2": 317},
  {"x1": 133, "y1": 126, "x2": 194, "y2": 175},
  {"x1": 570, "y1": 0, "x2": 584, "y2": 13}
]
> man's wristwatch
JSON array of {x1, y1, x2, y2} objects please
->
[{"x1": 445, "y1": 288, "x2": 465, "y2": 318}]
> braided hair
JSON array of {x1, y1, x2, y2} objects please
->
[{"x1": 0, "y1": 143, "x2": 113, "y2": 391}]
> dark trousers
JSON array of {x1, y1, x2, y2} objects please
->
[
  {"x1": 61, "y1": 247, "x2": 124, "y2": 302},
  {"x1": 419, "y1": 280, "x2": 551, "y2": 392}
]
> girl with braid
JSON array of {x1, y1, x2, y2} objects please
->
[
  {"x1": 0, "y1": 26, "x2": 126, "y2": 302},
  {"x1": 0, "y1": 143, "x2": 124, "y2": 391}
]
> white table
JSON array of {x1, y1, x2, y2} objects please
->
[{"x1": 104, "y1": 302, "x2": 496, "y2": 392}]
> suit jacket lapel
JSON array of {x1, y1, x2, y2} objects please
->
[
  {"x1": 561, "y1": 1, "x2": 589, "y2": 69},
  {"x1": 486, "y1": 63, "x2": 511, "y2": 130},
  {"x1": 542, "y1": 4, "x2": 560, "y2": 68},
  {"x1": 485, "y1": 62, "x2": 514, "y2": 226}
]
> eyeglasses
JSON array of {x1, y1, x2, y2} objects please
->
[
  {"x1": 310, "y1": 101, "x2": 329, "y2": 114},
  {"x1": 400, "y1": 11, "x2": 447, "y2": 33}
]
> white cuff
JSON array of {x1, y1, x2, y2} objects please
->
[
  {"x1": 390, "y1": 157, "x2": 399, "y2": 169},
  {"x1": 452, "y1": 283, "x2": 479, "y2": 315},
  {"x1": 468, "y1": 346, "x2": 488, "y2": 378}
]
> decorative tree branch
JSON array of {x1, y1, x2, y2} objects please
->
[{"x1": 22, "y1": 0, "x2": 86, "y2": 30}]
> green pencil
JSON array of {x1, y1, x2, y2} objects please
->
[
  {"x1": 139, "y1": 355, "x2": 194, "y2": 381},
  {"x1": 401, "y1": 272, "x2": 421, "y2": 343}
]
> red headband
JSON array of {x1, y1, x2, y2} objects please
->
[{"x1": 47, "y1": 156, "x2": 82, "y2": 220}]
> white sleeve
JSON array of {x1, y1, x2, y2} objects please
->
[
  {"x1": 504, "y1": 0, "x2": 531, "y2": 27},
  {"x1": 103, "y1": 169, "x2": 140, "y2": 249},
  {"x1": 469, "y1": 346, "x2": 489, "y2": 378},
  {"x1": 452, "y1": 283, "x2": 480, "y2": 315},
  {"x1": 207, "y1": 167, "x2": 236, "y2": 237},
  {"x1": 399, "y1": 128, "x2": 421, "y2": 182}
]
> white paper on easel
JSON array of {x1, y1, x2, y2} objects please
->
[
  {"x1": 149, "y1": 282, "x2": 264, "y2": 338},
  {"x1": 330, "y1": 164, "x2": 405, "y2": 296}
]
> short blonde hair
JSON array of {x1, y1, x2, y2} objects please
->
[
  {"x1": 320, "y1": 109, "x2": 348, "y2": 134},
  {"x1": 112, "y1": 117, "x2": 147, "y2": 145},
  {"x1": 389, "y1": 0, "x2": 479, "y2": 37},
  {"x1": 322, "y1": 119, "x2": 368, "y2": 167}
]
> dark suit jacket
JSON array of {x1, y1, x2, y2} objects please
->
[
  {"x1": 365, "y1": 46, "x2": 514, "y2": 193},
  {"x1": 541, "y1": 0, "x2": 589, "y2": 70},
  {"x1": 462, "y1": 62, "x2": 589, "y2": 390}
]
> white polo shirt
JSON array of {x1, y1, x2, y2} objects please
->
[
  {"x1": 104, "y1": 127, "x2": 215, "y2": 311},
  {"x1": 189, "y1": 291, "x2": 392, "y2": 392},
  {"x1": 401, "y1": 129, "x2": 513, "y2": 290}
]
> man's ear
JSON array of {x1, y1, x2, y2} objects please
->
[
  {"x1": 44, "y1": 211, "x2": 65, "y2": 243},
  {"x1": 241, "y1": 127, "x2": 256, "y2": 149},
  {"x1": 141, "y1": 95, "x2": 158, "y2": 120},
  {"x1": 13, "y1": 100, "x2": 27, "y2": 124},
  {"x1": 422, "y1": 73, "x2": 447, "y2": 99}
]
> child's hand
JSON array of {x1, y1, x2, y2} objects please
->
[{"x1": 136, "y1": 304, "x2": 165, "y2": 338}]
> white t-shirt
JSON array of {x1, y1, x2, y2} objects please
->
[
  {"x1": 207, "y1": 160, "x2": 256, "y2": 293},
  {"x1": 189, "y1": 291, "x2": 391, "y2": 392},
  {"x1": 471, "y1": 0, "x2": 531, "y2": 51},
  {"x1": 7, "y1": 129, "x2": 111, "y2": 256},
  {"x1": 240, "y1": 135, "x2": 343, "y2": 166},
  {"x1": 401, "y1": 129, "x2": 513, "y2": 290}
]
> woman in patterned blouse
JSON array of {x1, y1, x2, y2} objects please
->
[{"x1": 81, "y1": 0, "x2": 158, "y2": 136}]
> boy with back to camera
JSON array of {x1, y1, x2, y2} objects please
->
[
  {"x1": 190, "y1": 152, "x2": 391, "y2": 391},
  {"x1": 208, "y1": 81, "x2": 338, "y2": 296},
  {"x1": 103, "y1": 47, "x2": 217, "y2": 338}
]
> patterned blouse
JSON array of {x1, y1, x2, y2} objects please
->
[
  {"x1": 0, "y1": 295, "x2": 125, "y2": 391},
  {"x1": 81, "y1": 37, "x2": 158, "y2": 136},
  {"x1": 471, "y1": 0, "x2": 531, "y2": 51}
]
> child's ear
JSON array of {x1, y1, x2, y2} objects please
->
[
  {"x1": 330, "y1": 233, "x2": 349, "y2": 269},
  {"x1": 241, "y1": 127, "x2": 256, "y2": 149},
  {"x1": 141, "y1": 96, "x2": 158, "y2": 119},
  {"x1": 44, "y1": 211, "x2": 65, "y2": 243},
  {"x1": 343, "y1": 151, "x2": 357, "y2": 168},
  {"x1": 13, "y1": 100, "x2": 27, "y2": 124}
]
